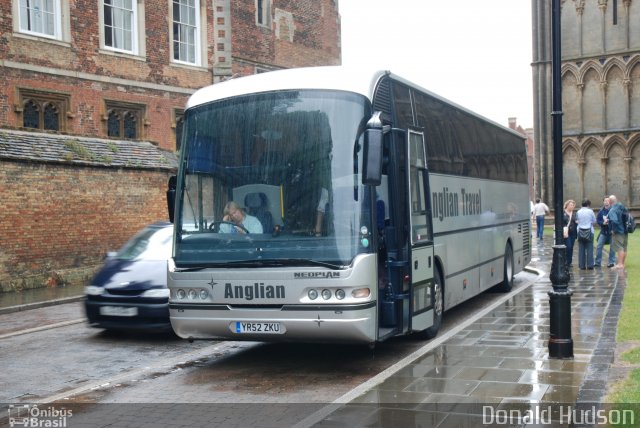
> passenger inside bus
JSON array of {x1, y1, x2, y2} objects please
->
[{"x1": 313, "y1": 187, "x2": 329, "y2": 236}]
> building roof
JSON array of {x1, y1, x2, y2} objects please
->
[{"x1": 0, "y1": 129, "x2": 177, "y2": 170}]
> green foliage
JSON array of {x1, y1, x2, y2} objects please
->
[
  {"x1": 106, "y1": 142, "x2": 119, "y2": 153},
  {"x1": 607, "y1": 232, "x2": 640, "y2": 403},
  {"x1": 621, "y1": 347, "x2": 640, "y2": 365},
  {"x1": 607, "y1": 369, "x2": 640, "y2": 404},
  {"x1": 617, "y1": 233, "x2": 639, "y2": 342},
  {"x1": 63, "y1": 140, "x2": 117, "y2": 164},
  {"x1": 64, "y1": 140, "x2": 96, "y2": 161}
]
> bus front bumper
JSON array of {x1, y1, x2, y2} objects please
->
[{"x1": 168, "y1": 301, "x2": 377, "y2": 344}]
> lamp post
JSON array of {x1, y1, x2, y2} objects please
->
[{"x1": 548, "y1": 0, "x2": 573, "y2": 359}]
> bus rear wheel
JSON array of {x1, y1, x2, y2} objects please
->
[
  {"x1": 417, "y1": 266, "x2": 443, "y2": 340},
  {"x1": 495, "y1": 243, "x2": 514, "y2": 292}
]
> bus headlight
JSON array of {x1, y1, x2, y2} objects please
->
[
  {"x1": 335, "y1": 289, "x2": 345, "y2": 300},
  {"x1": 176, "y1": 289, "x2": 187, "y2": 299},
  {"x1": 199, "y1": 289, "x2": 209, "y2": 300},
  {"x1": 188, "y1": 289, "x2": 198, "y2": 300},
  {"x1": 352, "y1": 288, "x2": 371, "y2": 298},
  {"x1": 321, "y1": 289, "x2": 332, "y2": 300},
  {"x1": 308, "y1": 289, "x2": 318, "y2": 300}
]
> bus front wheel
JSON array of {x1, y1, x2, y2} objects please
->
[
  {"x1": 417, "y1": 266, "x2": 443, "y2": 340},
  {"x1": 496, "y1": 243, "x2": 514, "y2": 292}
]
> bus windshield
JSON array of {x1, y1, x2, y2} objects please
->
[{"x1": 174, "y1": 89, "x2": 374, "y2": 268}]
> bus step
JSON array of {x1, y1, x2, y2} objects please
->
[{"x1": 378, "y1": 327, "x2": 398, "y2": 341}]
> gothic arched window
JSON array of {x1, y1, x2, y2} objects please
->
[
  {"x1": 104, "y1": 101, "x2": 145, "y2": 139},
  {"x1": 123, "y1": 111, "x2": 137, "y2": 139},
  {"x1": 23, "y1": 99, "x2": 40, "y2": 129},
  {"x1": 18, "y1": 90, "x2": 69, "y2": 132},
  {"x1": 107, "y1": 110, "x2": 121, "y2": 137},
  {"x1": 43, "y1": 102, "x2": 60, "y2": 131}
]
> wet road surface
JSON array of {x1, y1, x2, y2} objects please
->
[
  {"x1": 0, "y1": 293, "x2": 529, "y2": 427},
  {"x1": 1, "y1": 271, "x2": 536, "y2": 408}
]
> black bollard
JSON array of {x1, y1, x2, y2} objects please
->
[{"x1": 548, "y1": 244, "x2": 573, "y2": 358}]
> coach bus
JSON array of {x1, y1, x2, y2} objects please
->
[{"x1": 166, "y1": 66, "x2": 531, "y2": 345}]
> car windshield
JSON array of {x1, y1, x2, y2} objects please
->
[
  {"x1": 174, "y1": 89, "x2": 374, "y2": 267},
  {"x1": 116, "y1": 226, "x2": 173, "y2": 261}
]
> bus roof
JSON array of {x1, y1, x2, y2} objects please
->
[
  {"x1": 186, "y1": 66, "x2": 386, "y2": 109},
  {"x1": 186, "y1": 66, "x2": 523, "y2": 139}
]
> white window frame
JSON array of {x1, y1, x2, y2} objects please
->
[
  {"x1": 255, "y1": 0, "x2": 271, "y2": 28},
  {"x1": 102, "y1": 0, "x2": 139, "y2": 55},
  {"x1": 17, "y1": 0, "x2": 61, "y2": 39},
  {"x1": 171, "y1": 0, "x2": 201, "y2": 65}
]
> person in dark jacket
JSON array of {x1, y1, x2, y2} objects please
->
[
  {"x1": 607, "y1": 195, "x2": 628, "y2": 270},
  {"x1": 595, "y1": 197, "x2": 616, "y2": 268}
]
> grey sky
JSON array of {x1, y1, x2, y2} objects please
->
[{"x1": 339, "y1": 1, "x2": 534, "y2": 128}]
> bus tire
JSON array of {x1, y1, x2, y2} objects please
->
[
  {"x1": 496, "y1": 243, "x2": 514, "y2": 292},
  {"x1": 417, "y1": 266, "x2": 443, "y2": 340}
]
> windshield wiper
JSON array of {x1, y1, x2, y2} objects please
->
[
  {"x1": 173, "y1": 266, "x2": 209, "y2": 272},
  {"x1": 174, "y1": 262, "x2": 267, "y2": 270},
  {"x1": 178, "y1": 259, "x2": 344, "y2": 270},
  {"x1": 277, "y1": 259, "x2": 344, "y2": 270}
]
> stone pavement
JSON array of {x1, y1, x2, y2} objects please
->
[
  {"x1": 1, "y1": 239, "x2": 631, "y2": 427},
  {"x1": 296, "y1": 239, "x2": 629, "y2": 427},
  {"x1": 0, "y1": 283, "x2": 83, "y2": 315}
]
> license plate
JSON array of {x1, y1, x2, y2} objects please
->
[
  {"x1": 100, "y1": 306, "x2": 138, "y2": 317},
  {"x1": 232, "y1": 322, "x2": 285, "y2": 334}
]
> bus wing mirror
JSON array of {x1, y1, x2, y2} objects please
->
[
  {"x1": 362, "y1": 112, "x2": 385, "y2": 186},
  {"x1": 167, "y1": 175, "x2": 177, "y2": 223}
]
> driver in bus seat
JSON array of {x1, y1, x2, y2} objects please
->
[{"x1": 220, "y1": 201, "x2": 264, "y2": 234}]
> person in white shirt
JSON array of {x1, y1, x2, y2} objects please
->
[
  {"x1": 532, "y1": 198, "x2": 550, "y2": 240},
  {"x1": 576, "y1": 199, "x2": 597, "y2": 269}
]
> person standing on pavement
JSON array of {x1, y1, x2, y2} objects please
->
[
  {"x1": 576, "y1": 199, "x2": 596, "y2": 270},
  {"x1": 532, "y1": 198, "x2": 550, "y2": 240},
  {"x1": 607, "y1": 195, "x2": 628, "y2": 270},
  {"x1": 595, "y1": 197, "x2": 616, "y2": 268},
  {"x1": 563, "y1": 199, "x2": 578, "y2": 267}
]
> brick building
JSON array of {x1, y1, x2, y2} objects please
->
[
  {"x1": 0, "y1": 0, "x2": 341, "y2": 292},
  {"x1": 1, "y1": 0, "x2": 341, "y2": 151},
  {"x1": 0, "y1": 130, "x2": 178, "y2": 292}
]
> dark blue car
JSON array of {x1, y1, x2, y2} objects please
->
[{"x1": 84, "y1": 222, "x2": 173, "y2": 331}]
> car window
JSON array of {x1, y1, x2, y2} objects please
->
[{"x1": 116, "y1": 226, "x2": 173, "y2": 261}]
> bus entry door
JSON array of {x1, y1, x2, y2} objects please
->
[{"x1": 407, "y1": 129, "x2": 435, "y2": 333}]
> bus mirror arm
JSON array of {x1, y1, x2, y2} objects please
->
[
  {"x1": 167, "y1": 175, "x2": 177, "y2": 223},
  {"x1": 362, "y1": 112, "x2": 386, "y2": 186}
]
